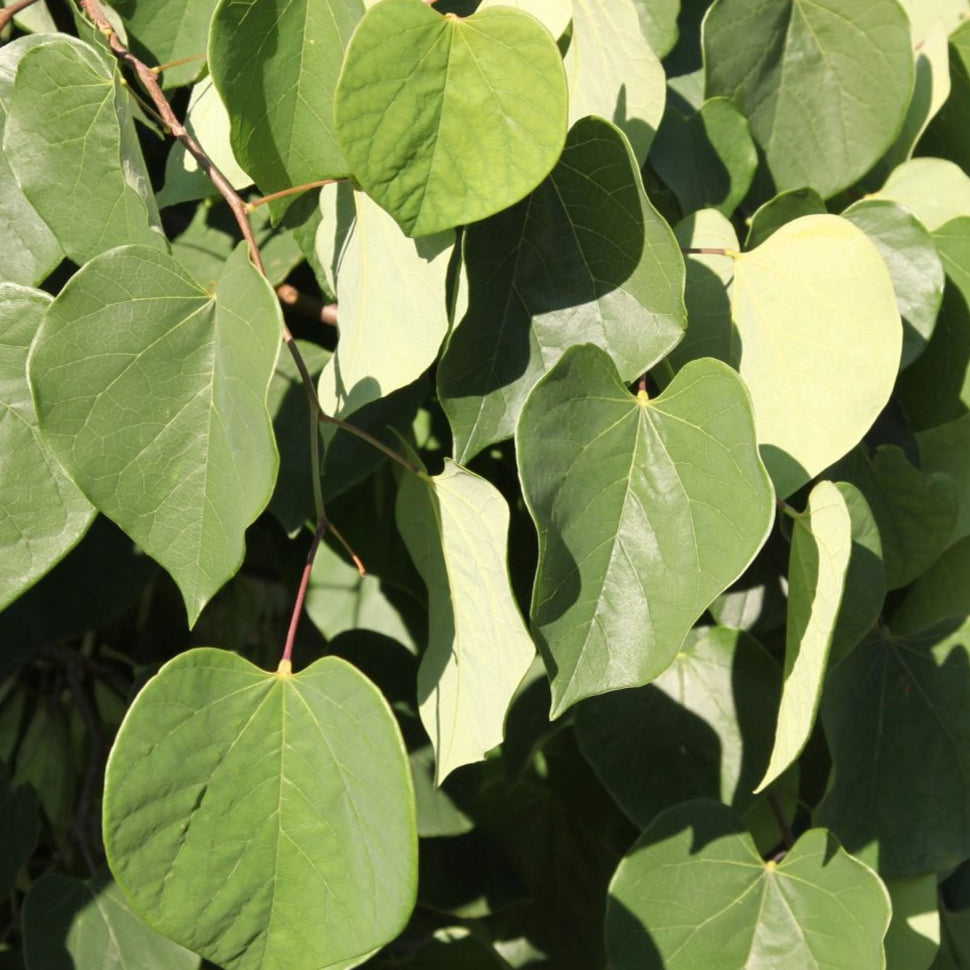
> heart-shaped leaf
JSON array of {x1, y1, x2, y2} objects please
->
[
  {"x1": 334, "y1": 0, "x2": 567, "y2": 237},
  {"x1": 703, "y1": 0, "x2": 914, "y2": 198},
  {"x1": 437, "y1": 116, "x2": 686, "y2": 463},
  {"x1": 731, "y1": 214, "x2": 902, "y2": 498},
  {"x1": 606, "y1": 800, "x2": 890, "y2": 970},
  {"x1": 28, "y1": 244, "x2": 282, "y2": 624},
  {"x1": 396, "y1": 460, "x2": 535, "y2": 781},
  {"x1": 517, "y1": 345, "x2": 774, "y2": 717},
  {"x1": 757, "y1": 480, "x2": 851, "y2": 792},
  {"x1": 0, "y1": 284, "x2": 94, "y2": 611},
  {"x1": 209, "y1": 0, "x2": 363, "y2": 214},
  {"x1": 103, "y1": 648, "x2": 417, "y2": 970}
]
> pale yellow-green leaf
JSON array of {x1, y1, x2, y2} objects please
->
[
  {"x1": 884, "y1": 874, "x2": 941, "y2": 970},
  {"x1": 316, "y1": 185, "x2": 453, "y2": 418},
  {"x1": 732, "y1": 215, "x2": 902, "y2": 497},
  {"x1": 479, "y1": 0, "x2": 572, "y2": 40},
  {"x1": 756, "y1": 481, "x2": 851, "y2": 792},
  {"x1": 564, "y1": 0, "x2": 665, "y2": 164},
  {"x1": 396, "y1": 461, "x2": 535, "y2": 782},
  {"x1": 873, "y1": 157, "x2": 970, "y2": 230},
  {"x1": 898, "y1": 0, "x2": 969, "y2": 40}
]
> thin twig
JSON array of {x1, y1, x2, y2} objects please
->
[
  {"x1": 281, "y1": 515, "x2": 330, "y2": 666},
  {"x1": 276, "y1": 284, "x2": 337, "y2": 326},
  {"x1": 248, "y1": 179, "x2": 339, "y2": 212},
  {"x1": 0, "y1": 0, "x2": 42, "y2": 31},
  {"x1": 681, "y1": 246, "x2": 732, "y2": 256},
  {"x1": 318, "y1": 412, "x2": 422, "y2": 476},
  {"x1": 151, "y1": 52, "x2": 205, "y2": 75}
]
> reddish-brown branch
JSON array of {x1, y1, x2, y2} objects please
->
[
  {"x1": 276, "y1": 284, "x2": 338, "y2": 327},
  {"x1": 0, "y1": 0, "x2": 42, "y2": 31},
  {"x1": 681, "y1": 247, "x2": 730, "y2": 256},
  {"x1": 281, "y1": 516, "x2": 329, "y2": 665},
  {"x1": 248, "y1": 179, "x2": 339, "y2": 211}
]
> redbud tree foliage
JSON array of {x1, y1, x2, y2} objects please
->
[{"x1": 2, "y1": 0, "x2": 970, "y2": 965}]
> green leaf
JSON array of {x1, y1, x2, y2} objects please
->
[
  {"x1": 209, "y1": 0, "x2": 363, "y2": 215},
  {"x1": 757, "y1": 481, "x2": 851, "y2": 792},
  {"x1": 317, "y1": 184, "x2": 453, "y2": 418},
  {"x1": 731, "y1": 214, "x2": 902, "y2": 498},
  {"x1": 669, "y1": 208, "x2": 737, "y2": 367},
  {"x1": 517, "y1": 346, "x2": 774, "y2": 717},
  {"x1": 703, "y1": 0, "x2": 914, "y2": 198},
  {"x1": 575, "y1": 626, "x2": 781, "y2": 827},
  {"x1": 830, "y1": 444, "x2": 958, "y2": 590},
  {"x1": 305, "y1": 541, "x2": 415, "y2": 648},
  {"x1": 606, "y1": 800, "x2": 891, "y2": 970},
  {"x1": 28, "y1": 244, "x2": 282, "y2": 625},
  {"x1": 396, "y1": 460, "x2": 535, "y2": 781},
  {"x1": 157, "y1": 77, "x2": 253, "y2": 208},
  {"x1": 3, "y1": 37, "x2": 163, "y2": 265},
  {"x1": 403, "y1": 928, "x2": 513, "y2": 969},
  {"x1": 113, "y1": 0, "x2": 217, "y2": 89},
  {"x1": 897, "y1": 217, "x2": 970, "y2": 429},
  {"x1": 23, "y1": 872, "x2": 199, "y2": 970},
  {"x1": 817, "y1": 620, "x2": 970, "y2": 877},
  {"x1": 830, "y1": 482, "x2": 885, "y2": 664},
  {"x1": 898, "y1": 0, "x2": 970, "y2": 40},
  {"x1": 563, "y1": 0, "x2": 666, "y2": 164},
  {"x1": 918, "y1": 413, "x2": 970, "y2": 547},
  {"x1": 438, "y1": 116, "x2": 686, "y2": 463},
  {"x1": 873, "y1": 157, "x2": 970, "y2": 232},
  {"x1": 890, "y1": 536, "x2": 970, "y2": 635},
  {"x1": 0, "y1": 36, "x2": 61, "y2": 287},
  {"x1": 631, "y1": 0, "x2": 679, "y2": 58},
  {"x1": 744, "y1": 187, "x2": 826, "y2": 249},
  {"x1": 921, "y1": 22, "x2": 970, "y2": 175},
  {"x1": 0, "y1": 284, "x2": 94, "y2": 611},
  {"x1": 842, "y1": 199, "x2": 944, "y2": 369},
  {"x1": 885, "y1": 874, "x2": 941, "y2": 970},
  {"x1": 334, "y1": 0, "x2": 568, "y2": 237},
  {"x1": 1, "y1": 0, "x2": 55, "y2": 32},
  {"x1": 103, "y1": 647, "x2": 417, "y2": 970},
  {"x1": 0, "y1": 762, "x2": 38, "y2": 899},
  {"x1": 650, "y1": 97, "x2": 756, "y2": 216}
]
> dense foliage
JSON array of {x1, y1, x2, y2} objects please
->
[{"x1": 2, "y1": 0, "x2": 970, "y2": 966}]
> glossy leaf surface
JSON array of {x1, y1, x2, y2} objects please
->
[
  {"x1": 438, "y1": 116, "x2": 686, "y2": 462},
  {"x1": 518, "y1": 346, "x2": 774, "y2": 716},
  {"x1": 606, "y1": 800, "x2": 890, "y2": 970},
  {"x1": 28, "y1": 245, "x2": 282, "y2": 624},
  {"x1": 731, "y1": 215, "x2": 902, "y2": 497},
  {"x1": 396, "y1": 461, "x2": 535, "y2": 781},
  {"x1": 103, "y1": 648, "x2": 417, "y2": 970},
  {"x1": 335, "y1": 0, "x2": 567, "y2": 236}
]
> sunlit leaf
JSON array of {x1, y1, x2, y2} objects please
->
[
  {"x1": 103, "y1": 648, "x2": 417, "y2": 970},
  {"x1": 731, "y1": 215, "x2": 902, "y2": 498},
  {"x1": 28, "y1": 244, "x2": 282, "y2": 624},
  {"x1": 396, "y1": 461, "x2": 535, "y2": 781},
  {"x1": 757, "y1": 481, "x2": 851, "y2": 792},
  {"x1": 517, "y1": 345, "x2": 774, "y2": 716},
  {"x1": 335, "y1": 0, "x2": 567, "y2": 236},
  {"x1": 606, "y1": 800, "x2": 890, "y2": 970}
]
